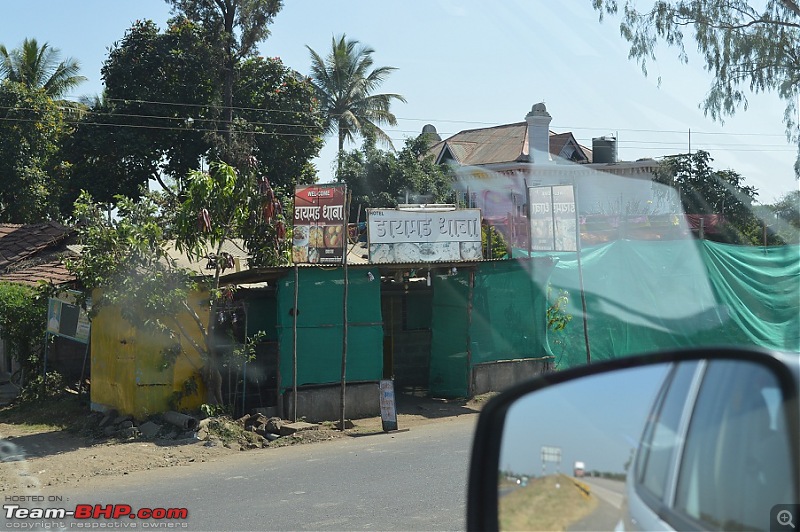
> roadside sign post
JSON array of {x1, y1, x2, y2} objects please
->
[
  {"x1": 379, "y1": 379, "x2": 398, "y2": 432},
  {"x1": 540, "y1": 445, "x2": 562, "y2": 477}
]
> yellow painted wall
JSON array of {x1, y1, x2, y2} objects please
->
[{"x1": 90, "y1": 291, "x2": 209, "y2": 419}]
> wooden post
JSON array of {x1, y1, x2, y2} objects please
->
[
  {"x1": 292, "y1": 264, "x2": 299, "y2": 422},
  {"x1": 573, "y1": 183, "x2": 592, "y2": 364},
  {"x1": 466, "y1": 269, "x2": 475, "y2": 397},
  {"x1": 339, "y1": 190, "x2": 351, "y2": 430}
]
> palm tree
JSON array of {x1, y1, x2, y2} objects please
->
[
  {"x1": 0, "y1": 38, "x2": 86, "y2": 98},
  {"x1": 307, "y1": 34, "x2": 406, "y2": 175}
]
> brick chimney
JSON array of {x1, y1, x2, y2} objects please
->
[{"x1": 526, "y1": 103, "x2": 552, "y2": 164}]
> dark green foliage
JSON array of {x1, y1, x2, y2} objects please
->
[
  {"x1": 0, "y1": 81, "x2": 69, "y2": 222},
  {"x1": 337, "y1": 134, "x2": 455, "y2": 220},
  {"x1": 234, "y1": 56, "x2": 323, "y2": 189},
  {"x1": 653, "y1": 150, "x2": 763, "y2": 243},
  {"x1": 62, "y1": 16, "x2": 321, "y2": 208},
  {"x1": 0, "y1": 282, "x2": 47, "y2": 378}
]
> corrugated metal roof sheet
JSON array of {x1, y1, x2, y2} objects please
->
[
  {"x1": 164, "y1": 239, "x2": 251, "y2": 276},
  {"x1": 429, "y1": 123, "x2": 595, "y2": 167}
]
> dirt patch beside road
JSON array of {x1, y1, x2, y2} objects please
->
[{"x1": 0, "y1": 392, "x2": 486, "y2": 492}]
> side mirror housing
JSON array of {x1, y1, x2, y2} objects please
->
[{"x1": 467, "y1": 347, "x2": 800, "y2": 531}]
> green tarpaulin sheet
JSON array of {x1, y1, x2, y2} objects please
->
[{"x1": 539, "y1": 240, "x2": 800, "y2": 369}]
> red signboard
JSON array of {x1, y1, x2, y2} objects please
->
[{"x1": 292, "y1": 184, "x2": 347, "y2": 264}]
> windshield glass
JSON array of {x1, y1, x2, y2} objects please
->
[{"x1": 454, "y1": 160, "x2": 799, "y2": 370}]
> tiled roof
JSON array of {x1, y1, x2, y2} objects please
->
[
  {"x1": 549, "y1": 132, "x2": 591, "y2": 163},
  {"x1": 429, "y1": 123, "x2": 591, "y2": 166},
  {"x1": 0, "y1": 221, "x2": 73, "y2": 269},
  {"x1": 0, "y1": 257, "x2": 76, "y2": 286},
  {"x1": 0, "y1": 221, "x2": 77, "y2": 287}
]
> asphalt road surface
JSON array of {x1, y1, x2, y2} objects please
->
[
  {"x1": 569, "y1": 476, "x2": 626, "y2": 531},
  {"x1": 16, "y1": 416, "x2": 477, "y2": 531}
]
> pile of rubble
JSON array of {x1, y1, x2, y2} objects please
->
[{"x1": 87, "y1": 409, "x2": 325, "y2": 450}]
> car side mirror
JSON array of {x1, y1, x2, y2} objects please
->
[{"x1": 467, "y1": 347, "x2": 800, "y2": 531}]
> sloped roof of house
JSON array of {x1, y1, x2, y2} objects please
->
[
  {"x1": 0, "y1": 221, "x2": 77, "y2": 286},
  {"x1": 164, "y1": 239, "x2": 252, "y2": 276},
  {"x1": 427, "y1": 122, "x2": 592, "y2": 166}
]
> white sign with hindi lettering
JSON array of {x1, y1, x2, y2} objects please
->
[{"x1": 367, "y1": 208, "x2": 483, "y2": 263}]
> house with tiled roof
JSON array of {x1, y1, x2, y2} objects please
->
[
  {"x1": 424, "y1": 104, "x2": 669, "y2": 245},
  {"x1": 0, "y1": 221, "x2": 80, "y2": 383},
  {"x1": 430, "y1": 121, "x2": 592, "y2": 167},
  {"x1": 0, "y1": 221, "x2": 78, "y2": 287}
]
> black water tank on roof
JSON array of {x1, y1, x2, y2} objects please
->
[{"x1": 592, "y1": 136, "x2": 617, "y2": 164}]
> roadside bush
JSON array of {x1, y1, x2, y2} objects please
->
[
  {"x1": 18, "y1": 371, "x2": 66, "y2": 403},
  {"x1": 0, "y1": 282, "x2": 48, "y2": 380}
]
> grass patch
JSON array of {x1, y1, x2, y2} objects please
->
[
  {"x1": 206, "y1": 417, "x2": 262, "y2": 448},
  {"x1": 499, "y1": 474, "x2": 597, "y2": 531}
]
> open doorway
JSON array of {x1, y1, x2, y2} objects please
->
[{"x1": 380, "y1": 274, "x2": 433, "y2": 396}]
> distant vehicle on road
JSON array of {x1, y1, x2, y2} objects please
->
[{"x1": 573, "y1": 461, "x2": 585, "y2": 478}]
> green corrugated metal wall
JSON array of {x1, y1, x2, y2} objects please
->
[{"x1": 275, "y1": 267, "x2": 383, "y2": 390}]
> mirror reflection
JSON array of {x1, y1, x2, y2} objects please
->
[{"x1": 497, "y1": 359, "x2": 795, "y2": 531}]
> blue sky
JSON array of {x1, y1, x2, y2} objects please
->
[
  {"x1": 500, "y1": 363, "x2": 669, "y2": 476},
  {"x1": 2, "y1": 0, "x2": 796, "y2": 202}
]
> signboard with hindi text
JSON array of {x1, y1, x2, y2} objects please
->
[
  {"x1": 528, "y1": 185, "x2": 577, "y2": 252},
  {"x1": 292, "y1": 184, "x2": 347, "y2": 264},
  {"x1": 367, "y1": 208, "x2": 483, "y2": 263}
]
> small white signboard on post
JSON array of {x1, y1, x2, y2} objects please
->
[{"x1": 379, "y1": 379, "x2": 398, "y2": 432}]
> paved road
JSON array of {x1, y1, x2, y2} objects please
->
[
  {"x1": 568, "y1": 477, "x2": 626, "y2": 531},
  {"x1": 25, "y1": 416, "x2": 477, "y2": 531},
  {"x1": 581, "y1": 477, "x2": 625, "y2": 509}
]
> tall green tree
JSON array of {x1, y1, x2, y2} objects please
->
[
  {"x1": 0, "y1": 81, "x2": 69, "y2": 222},
  {"x1": 306, "y1": 34, "x2": 406, "y2": 175},
  {"x1": 66, "y1": 18, "x2": 219, "y2": 202},
  {"x1": 337, "y1": 133, "x2": 455, "y2": 220},
  {"x1": 69, "y1": 161, "x2": 286, "y2": 407},
  {"x1": 653, "y1": 150, "x2": 761, "y2": 243},
  {"x1": 591, "y1": 1, "x2": 800, "y2": 175},
  {"x1": 63, "y1": 17, "x2": 321, "y2": 208},
  {"x1": 165, "y1": 0, "x2": 283, "y2": 164},
  {"x1": 0, "y1": 38, "x2": 86, "y2": 98},
  {"x1": 234, "y1": 56, "x2": 323, "y2": 188}
]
